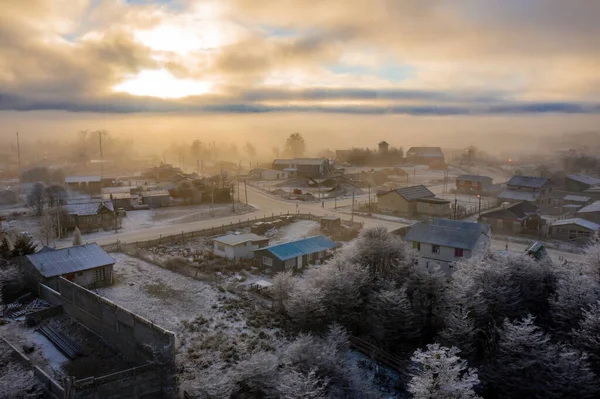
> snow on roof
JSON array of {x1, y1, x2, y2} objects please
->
[
  {"x1": 26, "y1": 243, "x2": 115, "y2": 278},
  {"x1": 404, "y1": 218, "x2": 490, "y2": 250},
  {"x1": 406, "y1": 147, "x2": 444, "y2": 157},
  {"x1": 259, "y1": 235, "x2": 337, "y2": 261},
  {"x1": 563, "y1": 195, "x2": 591, "y2": 203},
  {"x1": 578, "y1": 201, "x2": 600, "y2": 214},
  {"x1": 273, "y1": 158, "x2": 328, "y2": 166},
  {"x1": 214, "y1": 233, "x2": 268, "y2": 246},
  {"x1": 140, "y1": 190, "x2": 170, "y2": 197},
  {"x1": 378, "y1": 185, "x2": 434, "y2": 201},
  {"x1": 551, "y1": 218, "x2": 600, "y2": 231},
  {"x1": 65, "y1": 176, "x2": 101, "y2": 183},
  {"x1": 456, "y1": 175, "x2": 493, "y2": 182},
  {"x1": 507, "y1": 175, "x2": 549, "y2": 188},
  {"x1": 497, "y1": 189, "x2": 539, "y2": 202},
  {"x1": 480, "y1": 201, "x2": 539, "y2": 221},
  {"x1": 64, "y1": 201, "x2": 113, "y2": 216},
  {"x1": 567, "y1": 174, "x2": 600, "y2": 186}
]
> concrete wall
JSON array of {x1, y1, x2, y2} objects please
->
[
  {"x1": 39, "y1": 278, "x2": 175, "y2": 368},
  {"x1": 416, "y1": 201, "x2": 450, "y2": 216}
]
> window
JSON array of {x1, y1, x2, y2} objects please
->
[
  {"x1": 77, "y1": 271, "x2": 84, "y2": 276},
  {"x1": 262, "y1": 256, "x2": 273, "y2": 266},
  {"x1": 455, "y1": 248, "x2": 464, "y2": 258},
  {"x1": 413, "y1": 242, "x2": 421, "y2": 251},
  {"x1": 94, "y1": 267, "x2": 106, "y2": 282},
  {"x1": 432, "y1": 245, "x2": 440, "y2": 254}
]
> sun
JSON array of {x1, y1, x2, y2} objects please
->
[{"x1": 113, "y1": 69, "x2": 213, "y2": 99}]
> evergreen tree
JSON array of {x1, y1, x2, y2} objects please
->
[
  {"x1": 10, "y1": 234, "x2": 37, "y2": 257},
  {"x1": 0, "y1": 236, "x2": 11, "y2": 259},
  {"x1": 408, "y1": 343, "x2": 481, "y2": 399},
  {"x1": 72, "y1": 227, "x2": 82, "y2": 246}
]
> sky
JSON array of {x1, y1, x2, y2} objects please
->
[{"x1": 1, "y1": 0, "x2": 600, "y2": 152}]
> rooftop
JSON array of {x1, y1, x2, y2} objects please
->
[
  {"x1": 567, "y1": 174, "x2": 600, "y2": 186},
  {"x1": 480, "y1": 201, "x2": 539, "y2": 221},
  {"x1": 406, "y1": 147, "x2": 444, "y2": 156},
  {"x1": 551, "y1": 218, "x2": 600, "y2": 231},
  {"x1": 417, "y1": 197, "x2": 451, "y2": 204},
  {"x1": 65, "y1": 176, "x2": 101, "y2": 184},
  {"x1": 578, "y1": 201, "x2": 600, "y2": 214},
  {"x1": 507, "y1": 175, "x2": 550, "y2": 188},
  {"x1": 140, "y1": 190, "x2": 171, "y2": 197},
  {"x1": 273, "y1": 158, "x2": 328, "y2": 166},
  {"x1": 258, "y1": 235, "x2": 337, "y2": 261},
  {"x1": 26, "y1": 243, "x2": 115, "y2": 278},
  {"x1": 214, "y1": 233, "x2": 268, "y2": 246},
  {"x1": 456, "y1": 174, "x2": 493, "y2": 182},
  {"x1": 378, "y1": 185, "x2": 434, "y2": 201},
  {"x1": 497, "y1": 189, "x2": 539, "y2": 202},
  {"x1": 64, "y1": 201, "x2": 114, "y2": 216},
  {"x1": 563, "y1": 195, "x2": 591, "y2": 203},
  {"x1": 404, "y1": 218, "x2": 490, "y2": 250}
]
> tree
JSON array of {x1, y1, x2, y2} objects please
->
[
  {"x1": 11, "y1": 234, "x2": 37, "y2": 257},
  {"x1": 27, "y1": 182, "x2": 46, "y2": 216},
  {"x1": 272, "y1": 270, "x2": 294, "y2": 313},
  {"x1": 408, "y1": 343, "x2": 481, "y2": 399},
  {"x1": 244, "y1": 142, "x2": 257, "y2": 160},
  {"x1": 574, "y1": 302, "x2": 600, "y2": 372},
  {"x1": 0, "y1": 237, "x2": 11, "y2": 260},
  {"x1": 285, "y1": 133, "x2": 306, "y2": 158},
  {"x1": 72, "y1": 227, "x2": 82, "y2": 246},
  {"x1": 39, "y1": 211, "x2": 57, "y2": 246},
  {"x1": 44, "y1": 184, "x2": 67, "y2": 208}
]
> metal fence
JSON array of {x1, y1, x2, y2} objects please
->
[{"x1": 102, "y1": 213, "x2": 363, "y2": 252}]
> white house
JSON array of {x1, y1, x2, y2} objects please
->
[
  {"x1": 261, "y1": 169, "x2": 292, "y2": 180},
  {"x1": 213, "y1": 233, "x2": 270, "y2": 260},
  {"x1": 404, "y1": 218, "x2": 491, "y2": 275}
]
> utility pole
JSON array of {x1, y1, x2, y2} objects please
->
[
  {"x1": 454, "y1": 198, "x2": 458, "y2": 220},
  {"x1": 231, "y1": 184, "x2": 235, "y2": 212},
  {"x1": 413, "y1": 167, "x2": 416, "y2": 185},
  {"x1": 244, "y1": 179, "x2": 248, "y2": 205},
  {"x1": 477, "y1": 194, "x2": 482, "y2": 220},
  {"x1": 16, "y1": 131, "x2": 21, "y2": 177},
  {"x1": 368, "y1": 184, "x2": 371, "y2": 215},
  {"x1": 211, "y1": 183, "x2": 214, "y2": 216},
  {"x1": 110, "y1": 193, "x2": 117, "y2": 233},
  {"x1": 351, "y1": 187, "x2": 355, "y2": 222},
  {"x1": 237, "y1": 175, "x2": 240, "y2": 202}
]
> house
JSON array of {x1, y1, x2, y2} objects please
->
[
  {"x1": 140, "y1": 190, "x2": 171, "y2": 208},
  {"x1": 20, "y1": 243, "x2": 114, "y2": 290},
  {"x1": 566, "y1": 174, "x2": 600, "y2": 192},
  {"x1": 272, "y1": 158, "x2": 330, "y2": 177},
  {"x1": 103, "y1": 193, "x2": 138, "y2": 210},
  {"x1": 455, "y1": 175, "x2": 493, "y2": 193},
  {"x1": 406, "y1": 147, "x2": 445, "y2": 165},
  {"x1": 498, "y1": 175, "x2": 552, "y2": 204},
  {"x1": 213, "y1": 233, "x2": 269, "y2": 260},
  {"x1": 404, "y1": 218, "x2": 491, "y2": 275},
  {"x1": 65, "y1": 176, "x2": 102, "y2": 194},
  {"x1": 377, "y1": 185, "x2": 449, "y2": 216},
  {"x1": 0, "y1": 189, "x2": 18, "y2": 205},
  {"x1": 258, "y1": 169, "x2": 292, "y2": 180},
  {"x1": 253, "y1": 236, "x2": 337, "y2": 273},
  {"x1": 64, "y1": 201, "x2": 115, "y2": 232},
  {"x1": 577, "y1": 201, "x2": 600, "y2": 224},
  {"x1": 478, "y1": 201, "x2": 542, "y2": 234},
  {"x1": 549, "y1": 218, "x2": 599, "y2": 242},
  {"x1": 378, "y1": 141, "x2": 389, "y2": 154},
  {"x1": 320, "y1": 216, "x2": 341, "y2": 231}
]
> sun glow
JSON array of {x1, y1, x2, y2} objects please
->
[{"x1": 113, "y1": 69, "x2": 212, "y2": 99}]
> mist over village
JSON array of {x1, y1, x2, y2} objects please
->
[{"x1": 2, "y1": 1, "x2": 600, "y2": 399}]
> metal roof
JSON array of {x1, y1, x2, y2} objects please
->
[
  {"x1": 65, "y1": 176, "x2": 101, "y2": 183},
  {"x1": 480, "y1": 201, "x2": 539, "y2": 221},
  {"x1": 273, "y1": 158, "x2": 328, "y2": 166},
  {"x1": 417, "y1": 197, "x2": 451, "y2": 204},
  {"x1": 507, "y1": 175, "x2": 549, "y2": 188},
  {"x1": 456, "y1": 175, "x2": 493, "y2": 182},
  {"x1": 64, "y1": 201, "x2": 113, "y2": 216},
  {"x1": 103, "y1": 193, "x2": 137, "y2": 200},
  {"x1": 551, "y1": 218, "x2": 600, "y2": 231},
  {"x1": 578, "y1": 201, "x2": 600, "y2": 214},
  {"x1": 214, "y1": 233, "x2": 268, "y2": 246},
  {"x1": 567, "y1": 174, "x2": 600, "y2": 186},
  {"x1": 26, "y1": 243, "x2": 115, "y2": 278},
  {"x1": 379, "y1": 185, "x2": 434, "y2": 201},
  {"x1": 563, "y1": 195, "x2": 591, "y2": 203},
  {"x1": 497, "y1": 189, "x2": 539, "y2": 202},
  {"x1": 258, "y1": 235, "x2": 337, "y2": 261},
  {"x1": 140, "y1": 190, "x2": 171, "y2": 197},
  {"x1": 404, "y1": 218, "x2": 490, "y2": 250}
]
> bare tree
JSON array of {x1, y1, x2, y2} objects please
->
[
  {"x1": 26, "y1": 182, "x2": 46, "y2": 216},
  {"x1": 39, "y1": 211, "x2": 57, "y2": 246}
]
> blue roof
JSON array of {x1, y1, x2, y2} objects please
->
[
  {"x1": 259, "y1": 236, "x2": 337, "y2": 261},
  {"x1": 26, "y1": 243, "x2": 115, "y2": 278}
]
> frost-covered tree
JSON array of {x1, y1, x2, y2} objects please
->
[
  {"x1": 26, "y1": 182, "x2": 46, "y2": 216},
  {"x1": 39, "y1": 211, "x2": 57, "y2": 246},
  {"x1": 408, "y1": 343, "x2": 481, "y2": 399},
  {"x1": 406, "y1": 264, "x2": 448, "y2": 342},
  {"x1": 72, "y1": 227, "x2": 82, "y2": 246},
  {"x1": 573, "y1": 301, "x2": 600, "y2": 371},
  {"x1": 485, "y1": 315, "x2": 598, "y2": 399},
  {"x1": 583, "y1": 243, "x2": 600, "y2": 280},
  {"x1": 286, "y1": 280, "x2": 327, "y2": 330},
  {"x1": 272, "y1": 270, "x2": 294, "y2": 313},
  {"x1": 438, "y1": 307, "x2": 478, "y2": 361},
  {"x1": 0, "y1": 237, "x2": 11, "y2": 260}
]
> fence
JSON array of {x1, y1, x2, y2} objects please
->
[{"x1": 102, "y1": 213, "x2": 363, "y2": 252}]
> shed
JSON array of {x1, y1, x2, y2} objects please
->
[
  {"x1": 65, "y1": 176, "x2": 102, "y2": 194},
  {"x1": 320, "y1": 216, "x2": 341, "y2": 231},
  {"x1": 103, "y1": 193, "x2": 138, "y2": 210},
  {"x1": 416, "y1": 197, "x2": 451, "y2": 216},
  {"x1": 455, "y1": 175, "x2": 493, "y2": 193},
  {"x1": 254, "y1": 235, "x2": 337, "y2": 273},
  {"x1": 549, "y1": 218, "x2": 599, "y2": 242},
  {"x1": 478, "y1": 201, "x2": 541, "y2": 234},
  {"x1": 20, "y1": 244, "x2": 114, "y2": 290},
  {"x1": 64, "y1": 201, "x2": 115, "y2": 232},
  {"x1": 376, "y1": 185, "x2": 435, "y2": 214},
  {"x1": 566, "y1": 174, "x2": 600, "y2": 192},
  {"x1": 213, "y1": 233, "x2": 269, "y2": 260},
  {"x1": 140, "y1": 190, "x2": 171, "y2": 208}
]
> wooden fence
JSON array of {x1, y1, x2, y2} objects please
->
[{"x1": 102, "y1": 213, "x2": 363, "y2": 252}]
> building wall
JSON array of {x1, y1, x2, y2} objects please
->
[
  {"x1": 550, "y1": 224, "x2": 596, "y2": 241},
  {"x1": 213, "y1": 241, "x2": 260, "y2": 260},
  {"x1": 254, "y1": 250, "x2": 328, "y2": 273},
  {"x1": 143, "y1": 196, "x2": 170, "y2": 208},
  {"x1": 416, "y1": 201, "x2": 450, "y2": 216},
  {"x1": 39, "y1": 278, "x2": 176, "y2": 369},
  {"x1": 566, "y1": 178, "x2": 592, "y2": 192},
  {"x1": 69, "y1": 265, "x2": 113, "y2": 289},
  {"x1": 579, "y1": 212, "x2": 600, "y2": 225},
  {"x1": 480, "y1": 216, "x2": 523, "y2": 234},
  {"x1": 377, "y1": 192, "x2": 411, "y2": 213},
  {"x1": 411, "y1": 236, "x2": 487, "y2": 276},
  {"x1": 456, "y1": 179, "x2": 492, "y2": 192},
  {"x1": 262, "y1": 170, "x2": 288, "y2": 180}
]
